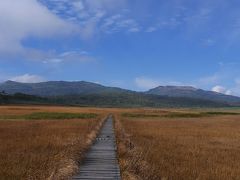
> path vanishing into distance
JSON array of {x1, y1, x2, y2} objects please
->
[{"x1": 72, "y1": 115, "x2": 121, "y2": 180}]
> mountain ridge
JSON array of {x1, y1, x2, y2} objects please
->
[
  {"x1": 146, "y1": 85, "x2": 240, "y2": 104},
  {"x1": 0, "y1": 80, "x2": 239, "y2": 107},
  {"x1": 0, "y1": 80, "x2": 132, "y2": 96}
]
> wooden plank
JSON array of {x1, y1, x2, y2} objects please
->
[{"x1": 72, "y1": 116, "x2": 121, "y2": 180}]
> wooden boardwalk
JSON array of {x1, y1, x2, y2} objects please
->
[{"x1": 72, "y1": 116, "x2": 121, "y2": 180}]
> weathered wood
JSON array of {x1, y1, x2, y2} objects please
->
[{"x1": 72, "y1": 116, "x2": 121, "y2": 180}]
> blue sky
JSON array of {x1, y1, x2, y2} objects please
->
[{"x1": 0, "y1": 0, "x2": 240, "y2": 95}]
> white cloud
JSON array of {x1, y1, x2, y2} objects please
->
[
  {"x1": 10, "y1": 74, "x2": 45, "y2": 83},
  {"x1": 197, "y1": 62, "x2": 240, "y2": 96},
  {"x1": 84, "y1": 0, "x2": 126, "y2": 11},
  {"x1": 101, "y1": 14, "x2": 140, "y2": 34},
  {"x1": 42, "y1": 0, "x2": 142, "y2": 35},
  {"x1": 135, "y1": 77, "x2": 160, "y2": 90},
  {"x1": 29, "y1": 0, "x2": 240, "y2": 44},
  {"x1": 225, "y1": 90, "x2": 232, "y2": 95},
  {"x1": 211, "y1": 85, "x2": 232, "y2": 95},
  {"x1": 212, "y1": 85, "x2": 226, "y2": 94},
  {"x1": 43, "y1": 51, "x2": 94, "y2": 64},
  {"x1": 41, "y1": 0, "x2": 131, "y2": 36},
  {"x1": 0, "y1": 0, "x2": 78, "y2": 56}
]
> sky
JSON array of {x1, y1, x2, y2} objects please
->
[{"x1": 0, "y1": 0, "x2": 240, "y2": 96}]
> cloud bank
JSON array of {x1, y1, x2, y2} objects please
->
[
  {"x1": 10, "y1": 74, "x2": 45, "y2": 83},
  {"x1": 212, "y1": 86, "x2": 232, "y2": 95},
  {"x1": 0, "y1": 0, "x2": 78, "y2": 55}
]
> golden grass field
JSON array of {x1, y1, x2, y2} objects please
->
[
  {"x1": 0, "y1": 106, "x2": 108, "y2": 180},
  {"x1": 1, "y1": 106, "x2": 240, "y2": 180},
  {"x1": 115, "y1": 109, "x2": 240, "y2": 180}
]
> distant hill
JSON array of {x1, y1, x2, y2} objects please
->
[
  {"x1": 146, "y1": 86, "x2": 240, "y2": 105},
  {"x1": 0, "y1": 81, "x2": 130, "y2": 96},
  {"x1": 0, "y1": 81, "x2": 239, "y2": 107}
]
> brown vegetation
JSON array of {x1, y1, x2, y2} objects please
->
[
  {"x1": 2, "y1": 106, "x2": 240, "y2": 180},
  {"x1": 0, "y1": 106, "x2": 106, "y2": 180},
  {"x1": 116, "y1": 109, "x2": 240, "y2": 180}
]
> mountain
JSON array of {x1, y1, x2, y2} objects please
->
[
  {"x1": 0, "y1": 81, "x2": 239, "y2": 107},
  {"x1": 0, "y1": 80, "x2": 130, "y2": 96},
  {"x1": 146, "y1": 86, "x2": 240, "y2": 105}
]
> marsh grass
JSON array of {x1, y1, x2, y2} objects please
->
[
  {"x1": 122, "y1": 113, "x2": 161, "y2": 118},
  {"x1": 203, "y1": 111, "x2": 240, "y2": 115},
  {"x1": 116, "y1": 111, "x2": 240, "y2": 180},
  {"x1": 0, "y1": 106, "x2": 105, "y2": 180},
  {"x1": 25, "y1": 112, "x2": 98, "y2": 120},
  {"x1": 163, "y1": 112, "x2": 208, "y2": 118},
  {"x1": 122, "y1": 111, "x2": 240, "y2": 119},
  {"x1": 164, "y1": 111, "x2": 240, "y2": 118},
  {"x1": 0, "y1": 112, "x2": 97, "y2": 120}
]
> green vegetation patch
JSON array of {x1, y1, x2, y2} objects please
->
[
  {"x1": 164, "y1": 111, "x2": 240, "y2": 118},
  {"x1": 24, "y1": 112, "x2": 98, "y2": 120},
  {"x1": 203, "y1": 112, "x2": 240, "y2": 115},
  {"x1": 163, "y1": 112, "x2": 208, "y2": 118},
  {"x1": 122, "y1": 111, "x2": 240, "y2": 119},
  {"x1": 122, "y1": 113, "x2": 161, "y2": 118},
  {"x1": 0, "y1": 112, "x2": 98, "y2": 120},
  {"x1": 0, "y1": 115, "x2": 23, "y2": 120}
]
